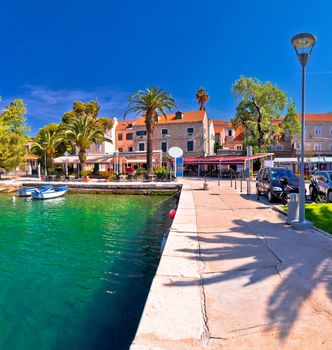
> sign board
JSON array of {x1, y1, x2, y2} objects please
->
[
  {"x1": 168, "y1": 147, "x2": 183, "y2": 158},
  {"x1": 246, "y1": 146, "x2": 253, "y2": 156},
  {"x1": 176, "y1": 157, "x2": 183, "y2": 177},
  {"x1": 264, "y1": 160, "x2": 274, "y2": 167},
  {"x1": 236, "y1": 165, "x2": 243, "y2": 173}
]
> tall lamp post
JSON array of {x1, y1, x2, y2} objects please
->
[{"x1": 291, "y1": 33, "x2": 316, "y2": 230}]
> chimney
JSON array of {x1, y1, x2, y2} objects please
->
[{"x1": 175, "y1": 111, "x2": 184, "y2": 119}]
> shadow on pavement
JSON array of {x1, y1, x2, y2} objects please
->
[{"x1": 166, "y1": 217, "x2": 332, "y2": 340}]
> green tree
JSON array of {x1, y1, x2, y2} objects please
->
[
  {"x1": 231, "y1": 76, "x2": 287, "y2": 150},
  {"x1": 126, "y1": 87, "x2": 176, "y2": 174},
  {"x1": 195, "y1": 87, "x2": 209, "y2": 110},
  {"x1": 31, "y1": 123, "x2": 63, "y2": 172},
  {"x1": 279, "y1": 99, "x2": 301, "y2": 137},
  {"x1": 0, "y1": 99, "x2": 30, "y2": 175},
  {"x1": 60, "y1": 101, "x2": 114, "y2": 170}
]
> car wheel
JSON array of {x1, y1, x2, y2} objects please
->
[
  {"x1": 318, "y1": 193, "x2": 328, "y2": 204},
  {"x1": 328, "y1": 190, "x2": 332, "y2": 203},
  {"x1": 267, "y1": 190, "x2": 274, "y2": 203},
  {"x1": 309, "y1": 185, "x2": 315, "y2": 201}
]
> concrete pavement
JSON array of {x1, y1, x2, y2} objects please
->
[{"x1": 131, "y1": 178, "x2": 332, "y2": 350}]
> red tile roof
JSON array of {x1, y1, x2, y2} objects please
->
[
  {"x1": 234, "y1": 125, "x2": 244, "y2": 142},
  {"x1": 212, "y1": 120, "x2": 233, "y2": 128},
  {"x1": 301, "y1": 113, "x2": 332, "y2": 122},
  {"x1": 134, "y1": 110, "x2": 206, "y2": 126},
  {"x1": 116, "y1": 120, "x2": 135, "y2": 131}
]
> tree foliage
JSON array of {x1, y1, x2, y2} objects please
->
[
  {"x1": 195, "y1": 87, "x2": 209, "y2": 110},
  {"x1": 31, "y1": 123, "x2": 64, "y2": 171},
  {"x1": 0, "y1": 99, "x2": 30, "y2": 172},
  {"x1": 126, "y1": 86, "x2": 176, "y2": 174},
  {"x1": 279, "y1": 99, "x2": 301, "y2": 137},
  {"x1": 231, "y1": 76, "x2": 287, "y2": 150},
  {"x1": 60, "y1": 101, "x2": 113, "y2": 170}
]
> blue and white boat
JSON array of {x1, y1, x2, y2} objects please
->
[
  {"x1": 17, "y1": 184, "x2": 53, "y2": 197},
  {"x1": 32, "y1": 186, "x2": 68, "y2": 200}
]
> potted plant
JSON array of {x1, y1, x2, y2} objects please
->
[
  {"x1": 81, "y1": 169, "x2": 91, "y2": 182},
  {"x1": 104, "y1": 171, "x2": 115, "y2": 182},
  {"x1": 154, "y1": 166, "x2": 166, "y2": 180}
]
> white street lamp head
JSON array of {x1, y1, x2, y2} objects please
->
[{"x1": 291, "y1": 33, "x2": 316, "y2": 67}]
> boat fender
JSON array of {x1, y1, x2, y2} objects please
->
[
  {"x1": 168, "y1": 209, "x2": 176, "y2": 219},
  {"x1": 160, "y1": 235, "x2": 167, "y2": 253}
]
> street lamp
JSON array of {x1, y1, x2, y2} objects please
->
[
  {"x1": 64, "y1": 151, "x2": 69, "y2": 177},
  {"x1": 42, "y1": 142, "x2": 48, "y2": 176},
  {"x1": 291, "y1": 32, "x2": 316, "y2": 230}
]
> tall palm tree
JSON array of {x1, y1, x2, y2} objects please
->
[
  {"x1": 32, "y1": 128, "x2": 62, "y2": 172},
  {"x1": 126, "y1": 87, "x2": 176, "y2": 175},
  {"x1": 195, "y1": 87, "x2": 209, "y2": 110},
  {"x1": 63, "y1": 115, "x2": 111, "y2": 170}
]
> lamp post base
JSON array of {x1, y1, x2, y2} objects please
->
[{"x1": 291, "y1": 219, "x2": 313, "y2": 230}]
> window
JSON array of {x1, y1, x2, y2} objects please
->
[
  {"x1": 136, "y1": 130, "x2": 147, "y2": 137},
  {"x1": 187, "y1": 127, "x2": 194, "y2": 134},
  {"x1": 228, "y1": 129, "x2": 232, "y2": 137},
  {"x1": 161, "y1": 141, "x2": 167, "y2": 152},
  {"x1": 330, "y1": 127, "x2": 332, "y2": 135},
  {"x1": 95, "y1": 144, "x2": 100, "y2": 152},
  {"x1": 118, "y1": 147, "x2": 123, "y2": 152},
  {"x1": 128, "y1": 146, "x2": 133, "y2": 152},
  {"x1": 118, "y1": 133, "x2": 123, "y2": 141},
  {"x1": 187, "y1": 141, "x2": 194, "y2": 152},
  {"x1": 236, "y1": 145, "x2": 242, "y2": 150},
  {"x1": 329, "y1": 143, "x2": 332, "y2": 151},
  {"x1": 126, "y1": 133, "x2": 133, "y2": 140},
  {"x1": 138, "y1": 143, "x2": 145, "y2": 151},
  {"x1": 161, "y1": 129, "x2": 168, "y2": 135},
  {"x1": 314, "y1": 126, "x2": 322, "y2": 135},
  {"x1": 314, "y1": 143, "x2": 322, "y2": 151}
]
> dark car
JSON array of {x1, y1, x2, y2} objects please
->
[
  {"x1": 256, "y1": 167, "x2": 299, "y2": 202},
  {"x1": 309, "y1": 171, "x2": 332, "y2": 202}
]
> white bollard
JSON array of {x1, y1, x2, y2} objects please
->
[{"x1": 286, "y1": 193, "x2": 300, "y2": 224}]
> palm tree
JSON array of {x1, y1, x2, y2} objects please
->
[
  {"x1": 32, "y1": 127, "x2": 62, "y2": 172},
  {"x1": 126, "y1": 87, "x2": 176, "y2": 175},
  {"x1": 63, "y1": 115, "x2": 111, "y2": 170},
  {"x1": 195, "y1": 87, "x2": 209, "y2": 110}
]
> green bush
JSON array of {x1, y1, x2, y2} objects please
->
[
  {"x1": 81, "y1": 169, "x2": 91, "y2": 177},
  {"x1": 154, "y1": 166, "x2": 166, "y2": 176}
]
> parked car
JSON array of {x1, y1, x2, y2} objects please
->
[
  {"x1": 256, "y1": 167, "x2": 299, "y2": 203},
  {"x1": 309, "y1": 171, "x2": 332, "y2": 202}
]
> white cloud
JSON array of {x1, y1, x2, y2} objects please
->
[{"x1": 0, "y1": 85, "x2": 132, "y2": 133}]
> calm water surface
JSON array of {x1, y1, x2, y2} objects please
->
[{"x1": 0, "y1": 193, "x2": 175, "y2": 350}]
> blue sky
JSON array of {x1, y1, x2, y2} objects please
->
[{"x1": 0, "y1": 0, "x2": 331, "y2": 134}]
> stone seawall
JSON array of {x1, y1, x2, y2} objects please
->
[{"x1": 19, "y1": 181, "x2": 182, "y2": 195}]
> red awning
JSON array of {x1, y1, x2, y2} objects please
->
[{"x1": 183, "y1": 154, "x2": 273, "y2": 165}]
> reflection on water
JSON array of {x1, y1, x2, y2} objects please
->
[{"x1": 0, "y1": 193, "x2": 176, "y2": 350}]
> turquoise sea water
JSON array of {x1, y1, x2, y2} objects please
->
[{"x1": 0, "y1": 193, "x2": 175, "y2": 350}]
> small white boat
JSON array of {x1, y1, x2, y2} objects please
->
[
  {"x1": 17, "y1": 185, "x2": 53, "y2": 197},
  {"x1": 32, "y1": 186, "x2": 68, "y2": 200}
]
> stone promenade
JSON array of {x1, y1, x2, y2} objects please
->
[{"x1": 131, "y1": 178, "x2": 332, "y2": 350}]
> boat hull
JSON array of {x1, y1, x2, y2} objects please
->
[
  {"x1": 32, "y1": 186, "x2": 68, "y2": 200},
  {"x1": 17, "y1": 185, "x2": 53, "y2": 197}
]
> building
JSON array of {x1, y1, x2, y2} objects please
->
[
  {"x1": 212, "y1": 120, "x2": 243, "y2": 151},
  {"x1": 132, "y1": 110, "x2": 215, "y2": 158},
  {"x1": 301, "y1": 113, "x2": 332, "y2": 154},
  {"x1": 115, "y1": 120, "x2": 135, "y2": 153}
]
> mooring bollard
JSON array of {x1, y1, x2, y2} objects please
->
[
  {"x1": 235, "y1": 176, "x2": 237, "y2": 190},
  {"x1": 231, "y1": 174, "x2": 233, "y2": 187},
  {"x1": 203, "y1": 174, "x2": 208, "y2": 190},
  {"x1": 240, "y1": 177, "x2": 243, "y2": 192}
]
